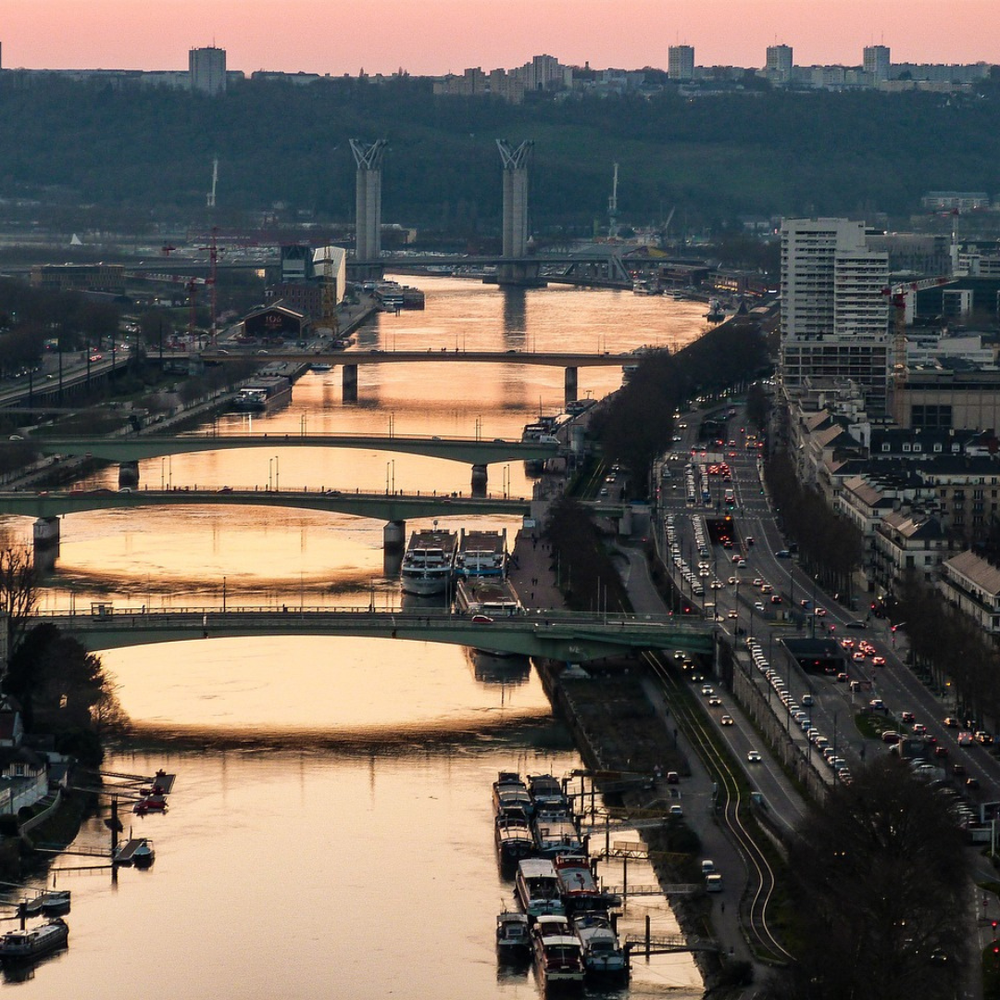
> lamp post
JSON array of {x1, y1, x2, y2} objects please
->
[{"x1": 222, "y1": 575, "x2": 227, "y2": 613}]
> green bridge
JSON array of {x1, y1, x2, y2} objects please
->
[{"x1": 35, "y1": 608, "x2": 716, "y2": 662}]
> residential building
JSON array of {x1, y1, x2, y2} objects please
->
[
  {"x1": 189, "y1": 46, "x2": 227, "y2": 95},
  {"x1": 668, "y1": 45, "x2": 695, "y2": 81},
  {"x1": 863, "y1": 45, "x2": 891, "y2": 83},
  {"x1": 872, "y1": 510, "x2": 950, "y2": 592},
  {"x1": 765, "y1": 44, "x2": 793, "y2": 83},
  {"x1": 939, "y1": 549, "x2": 1000, "y2": 643}
]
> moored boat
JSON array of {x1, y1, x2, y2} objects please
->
[
  {"x1": 533, "y1": 810, "x2": 583, "y2": 859},
  {"x1": 527, "y1": 774, "x2": 570, "y2": 815},
  {"x1": 492, "y1": 772, "x2": 532, "y2": 819},
  {"x1": 39, "y1": 891, "x2": 71, "y2": 916},
  {"x1": 496, "y1": 815, "x2": 535, "y2": 867},
  {"x1": 400, "y1": 528, "x2": 457, "y2": 596},
  {"x1": 531, "y1": 914, "x2": 585, "y2": 987},
  {"x1": 496, "y1": 910, "x2": 530, "y2": 959},
  {"x1": 455, "y1": 529, "x2": 507, "y2": 578},
  {"x1": 553, "y1": 855, "x2": 604, "y2": 915},
  {"x1": 515, "y1": 858, "x2": 565, "y2": 920},
  {"x1": 571, "y1": 912, "x2": 627, "y2": 978},
  {"x1": 132, "y1": 838, "x2": 155, "y2": 868},
  {"x1": 0, "y1": 919, "x2": 68, "y2": 961}
]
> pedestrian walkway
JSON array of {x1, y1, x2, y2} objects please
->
[{"x1": 506, "y1": 527, "x2": 565, "y2": 611}]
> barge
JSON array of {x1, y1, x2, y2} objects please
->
[{"x1": 400, "y1": 528, "x2": 457, "y2": 596}]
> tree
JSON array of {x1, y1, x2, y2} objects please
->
[
  {"x1": 768, "y1": 758, "x2": 970, "y2": 1000},
  {"x1": 0, "y1": 535, "x2": 39, "y2": 653}
]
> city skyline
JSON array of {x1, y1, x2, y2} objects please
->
[{"x1": 5, "y1": 0, "x2": 1000, "y2": 77}]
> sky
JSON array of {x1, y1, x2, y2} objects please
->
[{"x1": 5, "y1": 0, "x2": 1000, "y2": 76}]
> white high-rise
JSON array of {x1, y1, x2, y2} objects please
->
[
  {"x1": 668, "y1": 45, "x2": 695, "y2": 82},
  {"x1": 766, "y1": 44, "x2": 793, "y2": 83},
  {"x1": 780, "y1": 218, "x2": 891, "y2": 415},
  {"x1": 863, "y1": 45, "x2": 891, "y2": 83}
]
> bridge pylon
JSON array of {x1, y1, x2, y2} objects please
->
[
  {"x1": 350, "y1": 139, "x2": 387, "y2": 278},
  {"x1": 496, "y1": 140, "x2": 544, "y2": 288}
]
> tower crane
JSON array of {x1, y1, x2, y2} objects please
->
[
  {"x1": 881, "y1": 275, "x2": 953, "y2": 424},
  {"x1": 206, "y1": 156, "x2": 218, "y2": 209},
  {"x1": 608, "y1": 162, "x2": 619, "y2": 240}
]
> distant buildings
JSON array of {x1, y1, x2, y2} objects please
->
[
  {"x1": 765, "y1": 44, "x2": 793, "y2": 84},
  {"x1": 863, "y1": 45, "x2": 891, "y2": 83}
]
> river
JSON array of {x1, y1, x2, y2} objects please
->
[{"x1": 3, "y1": 276, "x2": 708, "y2": 997}]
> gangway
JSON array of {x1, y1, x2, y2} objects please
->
[{"x1": 624, "y1": 933, "x2": 719, "y2": 956}]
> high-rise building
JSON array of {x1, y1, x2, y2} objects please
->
[
  {"x1": 765, "y1": 44, "x2": 793, "y2": 83},
  {"x1": 668, "y1": 45, "x2": 695, "y2": 82},
  {"x1": 780, "y1": 218, "x2": 891, "y2": 415},
  {"x1": 863, "y1": 45, "x2": 891, "y2": 83},
  {"x1": 189, "y1": 46, "x2": 227, "y2": 95}
]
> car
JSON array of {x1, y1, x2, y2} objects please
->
[
  {"x1": 471, "y1": 614, "x2": 494, "y2": 624},
  {"x1": 872, "y1": 656, "x2": 886, "y2": 667},
  {"x1": 814, "y1": 607, "x2": 827, "y2": 617},
  {"x1": 720, "y1": 715, "x2": 734, "y2": 726},
  {"x1": 845, "y1": 620, "x2": 867, "y2": 630},
  {"x1": 849, "y1": 680, "x2": 861, "y2": 691},
  {"x1": 728, "y1": 576, "x2": 739, "y2": 585},
  {"x1": 745, "y1": 536, "x2": 754, "y2": 546},
  {"x1": 701, "y1": 685, "x2": 714, "y2": 696},
  {"x1": 967, "y1": 777, "x2": 981, "y2": 790},
  {"x1": 754, "y1": 601, "x2": 765, "y2": 612},
  {"x1": 599, "y1": 487, "x2": 609, "y2": 496},
  {"x1": 976, "y1": 731, "x2": 994, "y2": 745},
  {"x1": 668, "y1": 804, "x2": 683, "y2": 817},
  {"x1": 218, "y1": 486, "x2": 234, "y2": 493},
  {"x1": 900, "y1": 711, "x2": 914, "y2": 723},
  {"x1": 604, "y1": 474, "x2": 616, "y2": 483},
  {"x1": 691, "y1": 673, "x2": 705, "y2": 683},
  {"x1": 911, "y1": 723, "x2": 927, "y2": 735},
  {"x1": 852, "y1": 651, "x2": 866, "y2": 662},
  {"x1": 736, "y1": 559, "x2": 746, "y2": 568},
  {"x1": 666, "y1": 771, "x2": 679, "y2": 784},
  {"x1": 870, "y1": 698, "x2": 885, "y2": 711},
  {"x1": 746, "y1": 750, "x2": 762, "y2": 763},
  {"x1": 708, "y1": 696, "x2": 722, "y2": 706},
  {"x1": 952, "y1": 763, "x2": 967, "y2": 777},
  {"x1": 799, "y1": 599, "x2": 812, "y2": 609},
  {"x1": 881, "y1": 731, "x2": 901, "y2": 744},
  {"x1": 836, "y1": 672, "x2": 849, "y2": 683},
  {"x1": 801, "y1": 693, "x2": 814, "y2": 707},
  {"x1": 774, "y1": 549, "x2": 791, "y2": 559},
  {"x1": 934, "y1": 746, "x2": 949, "y2": 758},
  {"x1": 711, "y1": 580, "x2": 723, "y2": 589},
  {"x1": 89, "y1": 353, "x2": 103, "y2": 362},
  {"x1": 752, "y1": 578, "x2": 764, "y2": 587},
  {"x1": 770, "y1": 595, "x2": 782, "y2": 604},
  {"x1": 727, "y1": 609, "x2": 738, "y2": 619},
  {"x1": 943, "y1": 717, "x2": 960, "y2": 728}
]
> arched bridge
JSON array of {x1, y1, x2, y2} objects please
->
[
  {"x1": 36, "y1": 608, "x2": 716, "y2": 662},
  {"x1": 0, "y1": 488, "x2": 532, "y2": 521},
  {"x1": 26, "y1": 433, "x2": 560, "y2": 467}
]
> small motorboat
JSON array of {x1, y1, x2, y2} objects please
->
[
  {"x1": 39, "y1": 891, "x2": 71, "y2": 916},
  {"x1": 133, "y1": 794, "x2": 167, "y2": 815},
  {"x1": 496, "y1": 911, "x2": 530, "y2": 960}
]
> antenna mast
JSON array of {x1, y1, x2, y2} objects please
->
[{"x1": 207, "y1": 156, "x2": 218, "y2": 209}]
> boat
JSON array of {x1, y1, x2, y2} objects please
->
[
  {"x1": 132, "y1": 839, "x2": 155, "y2": 868},
  {"x1": 496, "y1": 910, "x2": 531, "y2": 959},
  {"x1": 229, "y1": 375, "x2": 292, "y2": 412},
  {"x1": 515, "y1": 858, "x2": 565, "y2": 920},
  {"x1": 455, "y1": 529, "x2": 507, "y2": 578},
  {"x1": 308, "y1": 362, "x2": 333, "y2": 372},
  {"x1": 133, "y1": 794, "x2": 167, "y2": 815},
  {"x1": 533, "y1": 810, "x2": 583, "y2": 859},
  {"x1": 553, "y1": 855, "x2": 605, "y2": 915},
  {"x1": 571, "y1": 913, "x2": 627, "y2": 978},
  {"x1": 496, "y1": 815, "x2": 535, "y2": 867},
  {"x1": 399, "y1": 528, "x2": 457, "y2": 596},
  {"x1": 0, "y1": 919, "x2": 68, "y2": 961},
  {"x1": 530, "y1": 914, "x2": 585, "y2": 986},
  {"x1": 373, "y1": 281, "x2": 405, "y2": 311},
  {"x1": 705, "y1": 298, "x2": 726, "y2": 322},
  {"x1": 493, "y1": 772, "x2": 532, "y2": 819},
  {"x1": 527, "y1": 774, "x2": 570, "y2": 815},
  {"x1": 39, "y1": 891, "x2": 71, "y2": 916}
]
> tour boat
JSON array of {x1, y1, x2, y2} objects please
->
[
  {"x1": 515, "y1": 858, "x2": 565, "y2": 920},
  {"x1": 0, "y1": 918, "x2": 69, "y2": 961},
  {"x1": 399, "y1": 529, "x2": 457, "y2": 596}
]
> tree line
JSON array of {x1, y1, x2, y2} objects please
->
[{"x1": 5, "y1": 76, "x2": 1000, "y2": 233}]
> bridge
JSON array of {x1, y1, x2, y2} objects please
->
[
  {"x1": 26, "y1": 432, "x2": 561, "y2": 468},
  {"x1": 34, "y1": 607, "x2": 715, "y2": 662}
]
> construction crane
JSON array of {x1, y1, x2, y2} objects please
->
[
  {"x1": 608, "y1": 162, "x2": 619, "y2": 239},
  {"x1": 312, "y1": 246, "x2": 343, "y2": 339},
  {"x1": 881, "y1": 275, "x2": 953, "y2": 423}
]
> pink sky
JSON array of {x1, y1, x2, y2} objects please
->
[{"x1": 6, "y1": 1, "x2": 1000, "y2": 75}]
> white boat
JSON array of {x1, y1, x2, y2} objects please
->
[
  {"x1": 496, "y1": 910, "x2": 530, "y2": 959},
  {"x1": 496, "y1": 815, "x2": 535, "y2": 866},
  {"x1": 400, "y1": 529, "x2": 457, "y2": 596},
  {"x1": 515, "y1": 858, "x2": 565, "y2": 920},
  {"x1": 0, "y1": 918, "x2": 69, "y2": 961},
  {"x1": 571, "y1": 913, "x2": 627, "y2": 977},
  {"x1": 39, "y1": 890, "x2": 71, "y2": 916},
  {"x1": 533, "y1": 811, "x2": 583, "y2": 859},
  {"x1": 455, "y1": 528, "x2": 507, "y2": 578},
  {"x1": 531, "y1": 914, "x2": 585, "y2": 986}
]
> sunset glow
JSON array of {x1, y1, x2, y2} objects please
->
[{"x1": 6, "y1": 0, "x2": 1000, "y2": 76}]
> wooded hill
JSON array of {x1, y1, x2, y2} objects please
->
[{"x1": 3, "y1": 74, "x2": 1000, "y2": 236}]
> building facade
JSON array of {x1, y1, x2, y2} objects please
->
[
  {"x1": 189, "y1": 46, "x2": 227, "y2": 95},
  {"x1": 668, "y1": 45, "x2": 695, "y2": 81}
]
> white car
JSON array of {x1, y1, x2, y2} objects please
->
[{"x1": 746, "y1": 750, "x2": 762, "y2": 763}]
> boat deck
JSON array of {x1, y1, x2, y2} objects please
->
[{"x1": 114, "y1": 838, "x2": 152, "y2": 864}]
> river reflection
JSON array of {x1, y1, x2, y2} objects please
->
[{"x1": 3, "y1": 278, "x2": 706, "y2": 997}]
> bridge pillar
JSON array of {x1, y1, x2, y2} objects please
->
[
  {"x1": 564, "y1": 366, "x2": 578, "y2": 406},
  {"x1": 383, "y1": 520, "x2": 406, "y2": 577},
  {"x1": 118, "y1": 460, "x2": 139, "y2": 489},
  {"x1": 342, "y1": 364, "x2": 358, "y2": 402},
  {"x1": 618, "y1": 505, "x2": 633, "y2": 537},
  {"x1": 33, "y1": 517, "x2": 60, "y2": 573},
  {"x1": 471, "y1": 464, "x2": 488, "y2": 498}
]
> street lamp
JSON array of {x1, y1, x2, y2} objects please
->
[{"x1": 222, "y1": 575, "x2": 227, "y2": 613}]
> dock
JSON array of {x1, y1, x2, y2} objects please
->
[{"x1": 114, "y1": 838, "x2": 153, "y2": 865}]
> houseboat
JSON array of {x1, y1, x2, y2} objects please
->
[
  {"x1": 571, "y1": 913, "x2": 627, "y2": 978},
  {"x1": 531, "y1": 915, "x2": 585, "y2": 987},
  {"x1": 533, "y1": 810, "x2": 583, "y2": 859},
  {"x1": 0, "y1": 919, "x2": 68, "y2": 961},
  {"x1": 493, "y1": 772, "x2": 532, "y2": 819},
  {"x1": 455, "y1": 529, "x2": 508, "y2": 578},
  {"x1": 496, "y1": 814, "x2": 535, "y2": 867},
  {"x1": 527, "y1": 774, "x2": 570, "y2": 815},
  {"x1": 553, "y1": 855, "x2": 604, "y2": 915},
  {"x1": 400, "y1": 528, "x2": 457, "y2": 596},
  {"x1": 515, "y1": 858, "x2": 565, "y2": 920}
]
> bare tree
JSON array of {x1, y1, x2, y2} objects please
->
[{"x1": 0, "y1": 534, "x2": 38, "y2": 653}]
